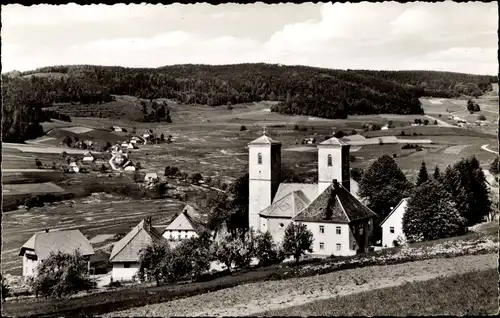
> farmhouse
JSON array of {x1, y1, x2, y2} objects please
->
[
  {"x1": 249, "y1": 131, "x2": 377, "y2": 257},
  {"x1": 19, "y1": 229, "x2": 94, "y2": 278},
  {"x1": 381, "y1": 124, "x2": 389, "y2": 130},
  {"x1": 380, "y1": 198, "x2": 409, "y2": 247},
  {"x1": 69, "y1": 162, "x2": 80, "y2": 173},
  {"x1": 162, "y1": 205, "x2": 204, "y2": 248},
  {"x1": 109, "y1": 218, "x2": 166, "y2": 282},
  {"x1": 144, "y1": 172, "x2": 159, "y2": 183},
  {"x1": 112, "y1": 126, "x2": 123, "y2": 132},
  {"x1": 82, "y1": 151, "x2": 95, "y2": 162}
]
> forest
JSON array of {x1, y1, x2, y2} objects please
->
[{"x1": 2, "y1": 63, "x2": 496, "y2": 142}]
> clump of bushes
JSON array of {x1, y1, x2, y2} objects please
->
[
  {"x1": 478, "y1": 114, "x2": 486, "y2": 121},
  {"x1": 401, "y1": 144, "x2": 423, "y2": 151},
  {"x1": 240, "y1": 125, "x2": 247, "y2": 131}
]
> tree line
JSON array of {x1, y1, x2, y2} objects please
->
[{"x1": 3, "y1": 64, "x2": 496, "y2": 141}]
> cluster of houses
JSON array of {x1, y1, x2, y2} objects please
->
[{"x1": 20, "y1": 131, "x2": 415, "y2": 284}]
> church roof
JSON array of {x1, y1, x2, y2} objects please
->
[
  {"x1": 318, "y1": 137, "x2": 349, "y2": 147},
  {"x1": 260, "y1": 190, "x2": 311, "y2": 218},
  {"x1": 273, "y1": 183, "x2": 319, "y2": 203},
  {"x1": 293, "y1": 180, "x2": 378, "y2": 224},
  {"x1": 248, "y1": 135, "x2": 281, "y2": 145}
]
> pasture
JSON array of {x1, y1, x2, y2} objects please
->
[{"x1": 2, "y1": 182, "x2": 65, "y2": 195}]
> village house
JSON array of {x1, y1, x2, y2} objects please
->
[
  {"x1": 380, "y1": 124, "x2": 389, "y2": 130},
  {"x1": 161, "y1": 205, "x2": 204, "y2": 248},
  {"x1": 144, "y1": 172, "x2": 159, "y2": 183},
  {"x1": 112, "y1": 126, "x2": 123, "y2": 132},
  {"x1": 82, "y1": 151, "x2": 95, "y2": 163},
  {"x1": 380, "y1": 198, "x2": 409, "y2": 247},
  {"x1": 248, "y1": 131, "x2": 377, "y2": 257},
  {"x1": 109, "y1": 218, "x2": 165, "y2": 282},
  {"x1": 69, "y1": 161, "x2": 80, "y2": 173},
  {"x1": 19, "y1": 229, "x2": 94, "y2": 278}
]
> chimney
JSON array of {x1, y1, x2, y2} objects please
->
[{"x1": 332, "y1": 179, "x2": 340, "y2": 189}]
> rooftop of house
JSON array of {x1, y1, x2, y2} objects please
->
[
  {"x1": 109, "y1": 218, "x2": 166, "y2": 263},
  {"x1": 163, "y1": 204, "x2": 206, "y2": 234},
  {"x1": 20, "y1": 229, "x2": 94, "y2": 260},
  {"x1": 380, "y1": 197, "x2": 410, "y2": 226},
  {"x1": 293, "y1": 180, "x2": 378, "y2": 224}
]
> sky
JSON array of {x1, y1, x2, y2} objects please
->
[{"x1": 1, "y1": 1, "x2": 498, "y2": 75}]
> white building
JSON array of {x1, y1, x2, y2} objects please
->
[
  {"x1": 109, "y1": 218, "x2": 166, "y2": 282},
  {"x1": 82, "y1": 151, "x2": 95, "y2": 163},
  {"x1": 144, "y1": 172, "x2": 159, "y2": 183},
  {"x1": 162, "y1": 205, "x2": 203, "y2": 248},
  {"x1": 381, "y1": 125, "x2": 389, "y2": 130},
  {"x1": 19, "y1": 229, "x2": 94, "y2": 278},
  {"x1": 69, "y1": 162, "x2": 80, "y2": 173},
  {"x1": 380, "y1": 198, "x2": 409, "y2": 248},
  {"x1": 248, "y1": 131, "x2": 377, "y2": 257}
]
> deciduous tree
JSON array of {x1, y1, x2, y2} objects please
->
[
  {"x1": 29, "y1": 250, "x2": 93, "y2": 299},
  {"x1": 403, "y1": 180, "x2": 466, "y2": 242},
  {"x1": 282, "y1": 223, "x2": 313, "y2": 265}
]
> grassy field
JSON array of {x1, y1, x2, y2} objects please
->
[
  {"x1": 101, "y1": 253, "x2": 497, "y2": 317},
  {"x1": 2, "y1": 182, "x2": 65, "y2": 195},
  {"x1": 262, "y1": 268, "x2": 498, "y2": 316}
]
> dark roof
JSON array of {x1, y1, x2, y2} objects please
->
[
  {"x1": 20, "y1": 229, "x2": 94, "y2": 260},
  {"x1": 109, "y1": 219, "x2": 166, "y2": 262},
  {"x1": 293, "y1": 181, "x2": 378, "y2": 224}
]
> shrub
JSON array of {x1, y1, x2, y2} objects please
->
[
  {"x1": 29, "y1": 250, "x2": 94, "y2": 299},
  {"x1": 1, "y1": 274, "x2": 10, "y2": 301},
  {"x1": 190, "y1": 172, "x2": 203, "y2": 184},
  {"x1": 25, "y1": 196, "x2": 44, "y2": 210},
  {"x1": 351, "y1": 129, "x2": 357, "y2": 135},
  {"x1": 379, "y1": 138, "x2": 384, "y2": 145},
  {"x1": 227, "y1": 104, "x2": 233, "y2": 110},
  {"x1": 400, "y1": 131, "x2": 406, "y2": 136},
  {"x1": 434, "y1": 120, "x2": 438, "y2": 125},
  {"x1": 293, "y1": 125, "x2": 299, "y2": 131},
  {"x1": 423, "y1": 119, "x2": 429, "y2": 125},
  {"x1": 478, "y1": 114, "x2": 486, "y2": 121},
  {"x1": 138, "y1": 242, "x2": 175, "y2": 286},
  {"x1": 334, "y1": 130, "x2": 345, "y2": 138},
  {"x1": 240, "y1": 125, "x2": 247, "y2": 131},
  {"x1": 393, "y1": 153, "x2": 397, "y2": 158}
]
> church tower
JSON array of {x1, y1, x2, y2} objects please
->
[
  {"x1": 317, "y1": 136, "x2": 350, "y2": 194},
  {"x1": 248, "y1": 129, "x2": 281, "y2": 231}
]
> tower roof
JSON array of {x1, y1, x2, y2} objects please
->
[
  {"x1": 248, "y1": 135, "x2": 281, "y2": 145},
  {"x1": 318, "y1": 137, "x2": 349, "y2": 147}
]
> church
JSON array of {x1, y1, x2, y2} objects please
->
[{"x1": 248, "y1": 130, "x2": 378, "y2": 257}]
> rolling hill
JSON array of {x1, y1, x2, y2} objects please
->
[{"x1": 2, "y1": 64, "x2": 497, "y2": 142}]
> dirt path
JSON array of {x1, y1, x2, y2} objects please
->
[{"x1": 104, "y1": 253, "x2": 497, "y2": 317}]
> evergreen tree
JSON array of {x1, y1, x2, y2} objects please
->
[
  {"x1": 359, "y1": 154, "x2": 413, "y2": 219},
  {"x1": 433, "y1": 165, "x2": 441, "y2": 180},
  {"x1": 442, "y1": 157, "x2": 491, "y2": 226},
  {"x1": 403, "y1": 180, "x2": 466, "y2": 242},
  {"x1": 416, "y1": 161, "x2": 429, "y2": 185}
]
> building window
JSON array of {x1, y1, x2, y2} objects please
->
[
  {"x1": 336, "y1": 243, "x2": 341, "y2": 251},
  {"x1": 327, "y1": 154, "x2": 332, "y2": 167},
  {"x1": 319, "y1": 225, "x2": 325, "y2": 234},
  {"x1": 257, "y1": 153, "x2": 262, "y2": 165},
  {"x1": 390, "y1": 227, "x2": 395, "y2": 234},
  {"x1": 336, "y1": 226, "x2": 341, "y2": 235},
  {"x1": 319, "y1": 242, "x2": 324, "y2": 250},
  {"x1": 124, "y1": 263, "x2": 130, "y2": 269}
]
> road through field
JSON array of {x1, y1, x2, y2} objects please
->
[
  {"x1": 105, "y1": 253, "x2": 497, "y2": 317},
  {"x1": 481, "y1": 144, "x2": 498, "y2": 154}
]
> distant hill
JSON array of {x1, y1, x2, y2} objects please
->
[{"x1": 2, "y1": 63, "x2": 497, "y2": 142}]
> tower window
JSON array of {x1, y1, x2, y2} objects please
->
[
  {"x1": 319, "y1": 225, "x2": 325, "y2": 233},
  {"x1": 327, "y1": 154, "x2": 332, "y2": 166},
  {"x1": 257, "y1": 153, "x2": 262, "y2": 165}
]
